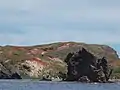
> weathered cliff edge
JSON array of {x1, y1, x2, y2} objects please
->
[{"x1": 0, "y1": 42, "x2": 119, "y2": 82}]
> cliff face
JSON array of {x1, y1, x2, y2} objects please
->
[
  {"x1": 65, "y1": 48, "x2": 113, "y2": 82},
  {"x1": 0, "y1": 42, "x2": 119, "y2": 79}
]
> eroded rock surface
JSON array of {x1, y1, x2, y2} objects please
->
[
  {"x1": 0, "y1": 62, "x2": 21, "y2": 79},
  {"x1": 65, "y1": 48, "x2": 113, "y2": 83}
]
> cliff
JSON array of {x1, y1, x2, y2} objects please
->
[{"x1": 0, "y1": 42, "x2": 119, "y2": 80}]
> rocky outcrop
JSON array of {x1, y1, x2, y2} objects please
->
[
  {"x1": 65, "y1": 48, "x2": 113, "y2": 83},
  {"x1": 0, "y1": 62, "x2": 22, "y2": 79},
  {"x1": 0, "y1": 71, "x2": 21, "y2": 79}
]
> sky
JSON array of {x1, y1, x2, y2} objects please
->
[{"x1": 0, "y1": 0, "x2": 120, "y2": 55}]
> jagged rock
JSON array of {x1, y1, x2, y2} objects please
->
[
  {"x1": 11, "y1": 73, "x2": 22, "y2": 79},
  {"x1": 79, "y1": 76, "x2": 90, "y2": 83},
  {"x1": 0, "y1": 71, "x2": 22, "y2": 79},
  {"x1": 0, "y1": 62, "x2": 22, "y2": 79},
  {"x1": 65, "y1": 48, "x2": 113, "y2": 83}
]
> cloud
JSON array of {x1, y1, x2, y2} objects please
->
[
  {"x1": 0, "y1": 26, "x2": 119, "y2": 45},
  {"x1": 0, "y1": 0, "x2": 120, "y2": 47},
  {"x1": 0, "y1": 0, "x2": 120, "y2": 23}
]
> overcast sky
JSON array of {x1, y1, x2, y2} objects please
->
[{"x1": 0, "y1": 0, "x2": 120, "y2": 55}]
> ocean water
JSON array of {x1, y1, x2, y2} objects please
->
[{"x1": 0, "y1": 80, "x2": 120, "y2": 90}]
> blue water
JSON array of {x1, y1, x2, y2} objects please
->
[{"x1": 0, "y1": 80, "x2": 120, "y2": 90}]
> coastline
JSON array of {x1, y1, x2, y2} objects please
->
[
  {"x1": 109, "y1": 79, "x2": 120, "y2": 82},
  {"x1": 0, "y1": 79, "x2": 119, "y2": 83}
]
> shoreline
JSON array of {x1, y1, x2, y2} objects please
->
[
  {"x1": 109, "y1": 79, "x2": 120, "y2": 82},
  {"x1": 0, "y1": 79, "x2": 120, "y2": 83}
]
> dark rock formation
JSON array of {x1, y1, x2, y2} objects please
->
[
  {"x1": 65, "y1": 48, "x2": 113, "y2": 83},
  {"x1": 0, "y1": 71, "x2": 22, "y2": 79},
  {"x1": 0, "y1": 62, "x2": 22, "y2": 79},
  {"x1": 11, "y1": 73, "x2": 22, "y2": 79}
]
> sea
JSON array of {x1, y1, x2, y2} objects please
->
[{"x1": 0, "y1": 80, "x2": 120, "y2": 90}]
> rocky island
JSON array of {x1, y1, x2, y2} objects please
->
[{"x1": 0, "y1": 42, "x2": 120, "y2": 82}]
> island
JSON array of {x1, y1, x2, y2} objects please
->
[{"x1": 0, "y1": 42, "x2": 120, "y2": 83}]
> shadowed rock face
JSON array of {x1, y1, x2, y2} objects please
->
[
  {"x1": 0, "y1": 62, "x2": 22, "y2": 79},
  {"x1": 0, "y1": 71, "x2": 22, "y2": 79},
  {"x1": 65, "y1": 48, "x2": 113, "y2": 83}
]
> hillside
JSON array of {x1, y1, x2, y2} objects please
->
[{"x1": 0, "y1": 42, "x2": 120, "y2": 79}]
